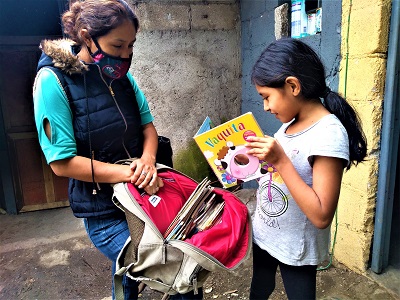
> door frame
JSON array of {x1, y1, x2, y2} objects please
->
[
  {"x1": 0, "y1": 36, "x2": 62, "y2": 214},
  {"x1": 371, "y1": 0, "x2": 400, "y2": 273}
]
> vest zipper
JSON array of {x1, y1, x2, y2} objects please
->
[
  {"x1": 108, "y1": 81, "x2": 131, "y2": 158},
  {"x1": 96, "y1": 66, "x2": 131, "y2": 158},
  {"x1": 108, "y1": 86, "x2": 115, "y2": 97}
]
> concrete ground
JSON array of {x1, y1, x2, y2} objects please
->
[{"x1": 0, "y1": 189, "x2": 399, "y2": 300}]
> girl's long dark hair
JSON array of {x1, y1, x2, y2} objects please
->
[{"x1": 251, "y1": 38, "x2": 367, "y2": 169}]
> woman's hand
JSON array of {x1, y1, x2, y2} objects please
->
[
  {"x1": 128, "y1": 156, "x2": 157, "y2": 189},
  {"x1": 128, "y1": 154, "x2": 165, "y2": 195},
  {"x1": 245, "y1": 135, "x2": 285, "y2": 166},
  {"x1": 143, "y1": 177, "x2": 164, "y2": 195}
]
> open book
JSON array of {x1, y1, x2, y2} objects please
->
[{"x1": 193, "y1": 112, "x2": 268, "y2": 188}]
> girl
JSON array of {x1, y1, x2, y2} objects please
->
[{"x1": 245, "y1": 38, "x2": 367, "y2": 299}]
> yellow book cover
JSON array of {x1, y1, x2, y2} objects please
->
[{"x1": 194, "y1": 112, "x2": 268, "y2": 188}]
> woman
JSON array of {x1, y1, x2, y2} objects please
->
[{"x1": 33, "y1": 1, "x2": 201, "y2": 299}]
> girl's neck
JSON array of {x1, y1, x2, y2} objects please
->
[{"x1": 286, "y1": 100, "x2": 330, "y2": 134}]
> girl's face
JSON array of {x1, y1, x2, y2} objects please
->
[
  {"x1": 93, "y1": 20, "x2": 136, "y2": 59},
  {"x1": 255, "y1": 83, "x2": 300, "y2": 123}
]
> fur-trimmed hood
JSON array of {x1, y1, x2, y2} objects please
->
[{"x1": 37, "y1": 39, "x2": 89, "y2": 75}]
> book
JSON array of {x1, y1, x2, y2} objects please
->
[
  {"x1": 164, "y1": 178, "x2": 224, "y2": 241},
  {"x1": 193, "y1": 112, "x2": 268, "y2": 188}
]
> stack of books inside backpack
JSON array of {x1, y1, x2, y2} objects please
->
[{"x1": 163, "y1": 178, "x2": 224, "y2": 241}]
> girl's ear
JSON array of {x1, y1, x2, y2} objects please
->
[{"x1": 285, "y1": 76, "x2": 301, "y2": 96}]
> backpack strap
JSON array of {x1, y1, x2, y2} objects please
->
[
  {"x1": 114, "y1": 273, "x2": 170, "y2": 300},
  {"x1": 116, "y1": 134, "x2": 172, "y2": 167},
  {"x1": 113, "y1": 273, "x2": 125, "y2": 300}
]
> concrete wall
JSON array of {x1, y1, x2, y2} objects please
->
[
  {"x1": 335, "y1": 0, "x2": 391, "y2": 273},
  {"x1": 127, "y1": 0, "x2": 241, "y2": 156}
]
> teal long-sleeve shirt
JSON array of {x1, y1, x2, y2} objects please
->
[{"x1": 33, "y1": 68, "x2": 154, "y2": 164}]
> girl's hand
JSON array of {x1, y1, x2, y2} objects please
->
[{"x1": 245, "y1": 135, "x2": 285, "y2": 165}]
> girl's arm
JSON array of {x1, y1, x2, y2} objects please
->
[{"x1": 246, "y1": 136, "x2": 344, "y2": 229}]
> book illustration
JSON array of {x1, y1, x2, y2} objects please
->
[{"x1": 194, "y1": 112, "x2": 269, "y2": 188}]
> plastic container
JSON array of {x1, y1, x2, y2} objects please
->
[
  {"x1": 315, "y1": 7, "x2": 322, "y2": 33},
  {"x1": 291, "y1": 0, "x2": 308, "y2": 38},
  {"x1": 307, "y1": 12, "x2": 317, "y2": 35}
]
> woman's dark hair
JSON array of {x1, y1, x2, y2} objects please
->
[
  {"x1": 251, "y1": 38, "x2": 367, "y2": 169},
  {"x1": 62, "y1": 0, "x2": 139, "y2": 44}
]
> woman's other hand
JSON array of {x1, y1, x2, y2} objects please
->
[{"x1": 143, "y1": 177, "x2": 164, "y2": 195}]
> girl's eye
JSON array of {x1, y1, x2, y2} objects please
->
[{"x1": 113, "y1": 45, "x2": 122, "y2": 49}]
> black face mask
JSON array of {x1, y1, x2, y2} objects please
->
[{"x1": 90, "y1": 38, "x2": 132, "y2": 79}]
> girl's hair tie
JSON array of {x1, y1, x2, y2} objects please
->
[{"x1": 322, "y1": 87, "x2": 331, "y2": 98}]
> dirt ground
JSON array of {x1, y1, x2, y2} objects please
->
[
  {"x1": 0, "y1": 204, "x2": 398, "y2": 300},
  {"x1": 0, "y1": 233, "x2": 397, "y2": 300}
]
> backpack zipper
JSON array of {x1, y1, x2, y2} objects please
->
[{"x1": 189, "y1": 265, "x2": 203, "y2": 295}]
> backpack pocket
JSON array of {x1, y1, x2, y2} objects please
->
[{"x1": 117, "y1": 238, "x2": 211, "y2": 295}]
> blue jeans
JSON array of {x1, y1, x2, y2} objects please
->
[
  {"x1": 83, "y1": 215, "x2": 203, "y2": 300},
  {"x1": 83, "y1": 215, "x2": 138, "y2": 300}
]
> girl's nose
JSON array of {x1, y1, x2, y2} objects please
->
[{"x1": 263, "y1": 102, "x2": 270, "y2": 112}]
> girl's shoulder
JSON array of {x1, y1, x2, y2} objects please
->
[
  {"x1": 277, "y1": 114, "x2": 347, "y2": 140},
  {"x1": 319, "y1": 113, "x2": 342, "y2": 125},
  {"x1": 317, "y1": 114, "x2": 348, "y2": 136}
]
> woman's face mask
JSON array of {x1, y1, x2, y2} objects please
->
[{"x1": 90, "y1": 38, "x2": 132, "y2": 80}]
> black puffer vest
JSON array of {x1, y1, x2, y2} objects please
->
[{"x1": 37, "y1": 40, "x2": 143, "y2": 218}]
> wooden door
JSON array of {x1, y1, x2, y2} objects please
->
[{"x1": 0, "y1": 0, "x2": 69, "y2": 213}]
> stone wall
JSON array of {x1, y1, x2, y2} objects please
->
[{"x1": 127, "y1": 0, "x2": 241, "y2": 156}]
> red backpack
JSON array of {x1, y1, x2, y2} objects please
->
[{"x1": 112, "y1": 162, "x2": 252, "y2": 298}]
